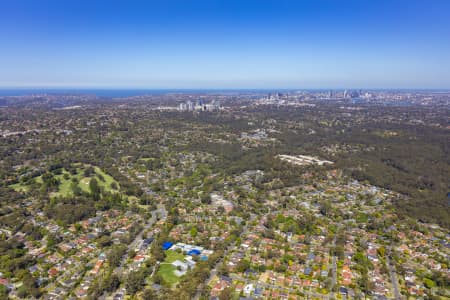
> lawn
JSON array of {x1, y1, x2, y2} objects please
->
[
  {"x1": 138, "y1": 157, "x2": 153, "y2": 162},
  {"x1": 9, "y1": 164, "x2": 121, "y2": 198},
  {"x1": 165, "y1": 250, "x2": 185, "y2": 263},
  {"x1": 9, "y1": 182, "x2": 30, "y2": 192},
  {"x1": 156, "y1": 250, "x2": 186, "y2": 286},
  {"x1": 10, "y1": 176, "x2": 43, "y2": 192},
  {"x1": 94, "y1": 166, "x2": 119, "y2": 191},
  {"x1": 158, "y1": 264, "x2": 181, "y2": 286},
  {"x1": 78, "y1": 177, "x2": 92, "y2": 194},
  {"x1": 52, "y1": 166, "x2": 120, "y2": 197}
]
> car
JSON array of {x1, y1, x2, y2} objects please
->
[{"x1": 113, "y1": 292, "x2": 124, "y2": 300}]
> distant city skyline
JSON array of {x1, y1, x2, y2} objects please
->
[{"x1": 1, "y1": 0, "x2": 450, "y2": 89}]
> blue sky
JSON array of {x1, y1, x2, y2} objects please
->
[{"x1": 1, "y1": 0, "x2": 450, "y2": 89}]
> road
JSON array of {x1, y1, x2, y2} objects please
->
[
  {"x1": 387, "y1": 251, "x2": 401, "y2": 300},
  {"x1": 193, "y1": 214, "x2": 256, "y2": 300},
  {"x1": 230, "y1": 273, "x2": 332, "y2": 300},
  {"x1": 193, "y1": 218, "x2": 343, "y2": 300},
  {"x1": 330, "y1": 234, "x2": 337, "y2": 288},
  {"x1": 107, "y1": 204, "x2": 167, "y2": 298},
  {"x1": 327, "y1": 230, "x2": 338, "y2": 300}
]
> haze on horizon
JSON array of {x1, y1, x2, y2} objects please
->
[{"x1": 1, "y1": 0, "x2": 450, "y2": 89}]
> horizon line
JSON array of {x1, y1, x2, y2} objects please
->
[{"x1": 1, "y1": 87, "x2": 450, "y2": 91}]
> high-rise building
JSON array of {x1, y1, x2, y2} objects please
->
[
  {"x1": 178, "y1": 103, "x2": 187, "y2": 111},
  {"x1": 187, "y1": 100, "x2": 193, "y2": 111}
]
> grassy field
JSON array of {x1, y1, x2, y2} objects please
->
[
  {"x1": 165, "y1": 250, "x2": 185, "y2": 263},
  {"x1": 9, "y1": 182, "x2": 30, "y2": 192},
  {"x1": 157, "y1": 250, "x2": 186, "y2": 286},
  {"x1": 137, "y1": 157, "x2": 154, "y2": 162},
  {"x1": 10, "y1": 176, "x2": 43, "y2": 192},
  {"x1": 9, "y1": 164, "x2": 120, "y2": 198},
  {"x1": 158, "y1": 264, "x2": 180, "y2": 285}
]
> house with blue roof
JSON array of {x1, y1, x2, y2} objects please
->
[{"x1": 162, "y1": 241, "x2": 173, "y2": 250}]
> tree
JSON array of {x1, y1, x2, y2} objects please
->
[
  {"x1": 108, "y1": 274, "x2": 120, "y2": 292},
  {"x1": 324, "y1": 278, "x2": 333, "y2": 291},
  {"x1": 89, "y1": 272, "x2": 120, "y2": 298},
  {"x1": 42, "y1": 172, "x2": 59, "y2": 188},
  {"x1": 46, "y1": 233, "x2": 59, "y2": 250},
  {"x1": 71, "y1": 181, "x2": 83, "y2": 196},
  {"x1": 319, "y1": 200, "x2": 332, "y2": 216},
  {"x1": 423, "y1": 278, "x2": 436, "y2": 289},
  {"x1": 108, "y1": 244, "x2": 127, "y2": 267},
  {"x1": 125, "y1": 271, "x2": 145, "y2": 295},
  {"x1": 190, "y1": 226, "x2": 198, "y2": 238},
  {"x1": 142, "y1": 288, "x2": 158, "y2": 300},
  {"x1": 97, "y1": 235, "x2": 112, "y2": 248},
  {"x1": 89, "y1": 178, "x2": 101, "y2": 200},
  {"x1": 19, "y1": 272, "x2": 41, "y2": 298},
  {"x1": 219, "y1": 287, "x2": 232, "y2": 300},
  {"x1": 110, "y1": 181, "x2": 118, "y2": 190},
  {"x1": 0, "y1": 284, "x2": 8, "y2": 300},
  {"x1": 128, "y1": 249, "x2": 136, "y2": 259},
  {"x1": 151, "y1": 242, "x2": 166, "y2": 262},
  {"x1": 200, "y1": 194, "x2": 211, "y2": 204},
  {"x1": 152, "y1": 273, "x2": 163, "y2": 285},
  {"x1": 331, "y1": 245, "x2": 345, "y2": 260},
  {"x1": 358, "y1": 274, "x2": 373, "y2": 294},
  {"x1": 217, "y1": 262, "x2": 229, "y2": 276},
  {"x1": 84, "y1": 166, "x2": 96, "y2": 177},
  {"x1": 236, "y1": 259, "x2": 250, "y2": 273}
]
